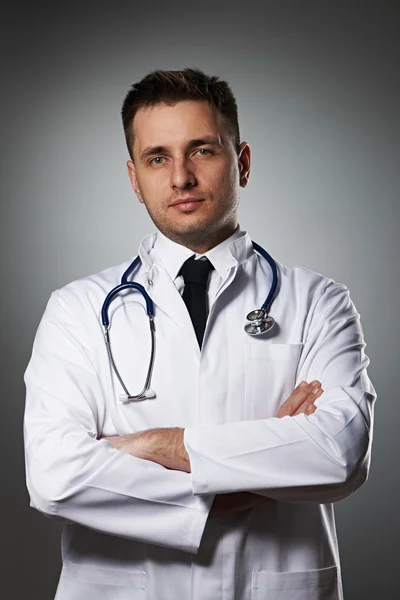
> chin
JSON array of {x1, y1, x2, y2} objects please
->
[
  {"x1": 173, "y1": 216, "x2": 216, "y2": 234},
  {"x1": 156, "y1": 218, "x2": 213, "y2": 245}
]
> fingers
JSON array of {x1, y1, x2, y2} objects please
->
[
  {"x1": 276, "y1": 381, "x2": 320, "y2": 418},
  {"x1": 292, "y1": 385, "x2": 323, "y2": 416},
  {"x1": 276, "y1": 381, "x2": 323, "y2": 418}
]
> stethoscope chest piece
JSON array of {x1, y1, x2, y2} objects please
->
[{"x1": 244, "y1": 309, "x2": 275, "y2": 336}]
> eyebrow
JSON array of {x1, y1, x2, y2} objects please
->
[{"x1": 139, "y1": 136, "x2": 222, "y2": 162}]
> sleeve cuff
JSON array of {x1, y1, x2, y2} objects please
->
[
  {"x1": 184, "y1": 427, "x2": 209, "y2": 495},
  {"x1": 184, "y1": 493, "x2": 215, "y2": 553}
]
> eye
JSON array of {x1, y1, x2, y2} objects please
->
[
  {"x1": 149, "y1": 156, "x2": 165, "y2": 165},
  {"x1": 149, "y1": 149, "x2": 213, "y2": 165}
]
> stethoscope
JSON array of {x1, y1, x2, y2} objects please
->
[{"x1": 101, "y1": 241, "x2": 278, "y2": 403}]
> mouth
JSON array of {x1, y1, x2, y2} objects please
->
[{"x1": 170, "y1": 198, "x2": 205, "y2": 212}]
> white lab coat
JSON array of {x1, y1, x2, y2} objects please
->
[{"x1": 23, "y1": 229, "x2": 376, "y2": 600}]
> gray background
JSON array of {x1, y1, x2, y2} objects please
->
[{"x1": 1, "y1": 1, "x2": 398, "y2": 598}]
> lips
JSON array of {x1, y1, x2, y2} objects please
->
[
  {"x1": 170, "y1": 198, "x2": 205, "y2": 212},
  {"x1": 170, "y1": 197, "x2": 203, "y2": 206}
]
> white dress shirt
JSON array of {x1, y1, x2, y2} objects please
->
[{"x1": 149, "y1": 225, "x2": 245, "y2": 313}]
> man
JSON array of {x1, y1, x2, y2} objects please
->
[{"x1": 23, "y1": 67, "x2": 376, "y2": 600}]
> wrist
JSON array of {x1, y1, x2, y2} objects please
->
[{"x1": 147, "y1": 427, "x2": 190, "y2": 472}]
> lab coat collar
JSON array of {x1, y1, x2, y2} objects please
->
[
  {"x1": 136, "y1": 227, "x2": 255, "y2": 358},
  {"x1": 138, "y1": 225, "x2": 254, "y2": 279}
]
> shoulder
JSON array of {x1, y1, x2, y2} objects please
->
[
  {"x1": 273, "y1": 259, "x2": 354, "y2": 318},
  {"x1": 279, "y1": 261, "x2": 348, "y2": 294},
  {"x1": 47, "y1": 255, "x2": 142, "y2": 318},
  {"x1": 282, "y1": 264, "x2": 360, "y2": 333}
]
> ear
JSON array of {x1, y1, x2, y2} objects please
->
[
  {"x1": 238, "y1": 142, "x2": 251, "y2": 187},
  {"x1": 127, "y1": 160, "x2": 144, "y2": 204}
]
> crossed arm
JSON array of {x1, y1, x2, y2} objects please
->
[
  {"x1": 102, "y1": 381, "x2": 322, "y2": 471},
  {"x1": 101, "y1": 381, "x2": 323, "y2": 515}
]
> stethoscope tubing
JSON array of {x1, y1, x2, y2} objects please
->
[
  {"x1": 252, "y1": 241, "x2": 278, "y2": 314},
  {"x1": 101, "y1": 241, "x2": 278, "y2": 401}
]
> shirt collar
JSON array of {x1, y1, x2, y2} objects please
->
[{"x1": 138, "y1": 225, "x2": 254, "y2": 281}]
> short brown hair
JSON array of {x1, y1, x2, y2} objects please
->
[{"x1": 121, "y1": 66, "x2": 241, "y2": 161}]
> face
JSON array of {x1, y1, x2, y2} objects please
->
[{"x1": 127, "y1": 100, "x2": 250, "y2": 252}]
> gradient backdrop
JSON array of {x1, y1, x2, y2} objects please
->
[{"x1": 1, "y1": 2, "x2": 398, "y2": 598}]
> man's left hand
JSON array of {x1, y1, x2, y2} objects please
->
[{"x1": 102, "y1": 427, "x2": 190, "y2": 473}]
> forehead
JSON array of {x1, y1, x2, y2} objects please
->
[{"x1": 132, "y1": 100, "x2": 229, "y2": 150}]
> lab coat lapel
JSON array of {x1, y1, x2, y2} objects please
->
[
  {"x1": 138, "y1": 264, "x2": 202, "y2": 359},
  {"x1": 134, "y1": 229, "x2": 256, "y2": 357}
]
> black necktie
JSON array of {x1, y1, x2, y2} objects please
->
[{"x1": 179, "y1": 256, "x2": 215, "y2": 348}]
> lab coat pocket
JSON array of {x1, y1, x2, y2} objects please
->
[
  {"x1": 252, "y1": 565, "x2": 340, "y2": 600},
  {"x1": 55, "y1": 561, "x2": 146, "y2": 600},
  {"x1": 245, "y1": 342, "x2": 303, "y2": 419}
]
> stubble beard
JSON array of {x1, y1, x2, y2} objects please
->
[{"x1": 145, "y1": 196, "x2": 239, "y2": 251}]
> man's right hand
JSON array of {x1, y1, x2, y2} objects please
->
[{"x1": 208, "y1": 380, "x2": 323, "y2": 517}]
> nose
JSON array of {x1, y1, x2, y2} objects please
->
[{"x1": 170, "y1": 158, "x2": 197, "y2": 190}]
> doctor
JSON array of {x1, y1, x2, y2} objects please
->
[{"x1": 23, "y1": 67, "x2": 376, "y2": 600}]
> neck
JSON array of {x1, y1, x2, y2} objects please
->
[{"x1": 179, "y1": 223, "x2": 239, "y2": 254}]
